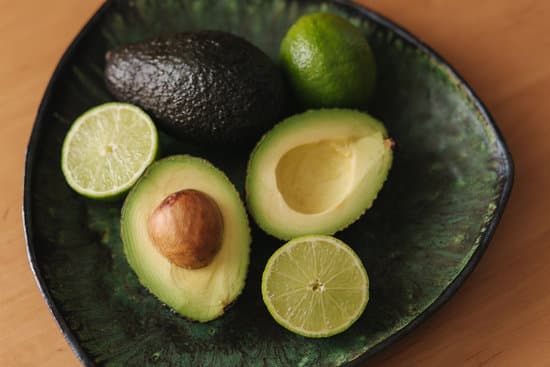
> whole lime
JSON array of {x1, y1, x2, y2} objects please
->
[{"x1": 280, "y1": 12, "x2": 377, "y2": 108}]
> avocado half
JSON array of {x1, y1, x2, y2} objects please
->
[
  {"x1": 121, "y1": 155, "x2": 251, "y2": 322},
  {"x1": 246, "y1": 109, "x2": 393, "y2": 240}
]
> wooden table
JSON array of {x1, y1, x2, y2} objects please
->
[{"x1": 1, "y1": 1, "x2": 548, "y2": 366}]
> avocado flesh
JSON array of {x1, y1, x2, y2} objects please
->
[
  {"x1": 246, "y1": 109, "x2": 392, "y2": 240},
  {"x1": 121, "y1": 155, "x2": 251, "y2": 322},
  {"x1": 105, "y1": 31, "x2": 285, "y2": 146}
]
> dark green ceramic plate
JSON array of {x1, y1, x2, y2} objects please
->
[{"x1": 24, "y1": 0, "x2": 513, "y2": 366}]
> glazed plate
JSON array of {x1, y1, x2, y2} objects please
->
[{"x1": 23, "y1": 0, "x2": 513, "y2": 366}]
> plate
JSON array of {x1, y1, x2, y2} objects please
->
[{"x1": 23, "y1": 0, "x2": 513, "y2": 366}]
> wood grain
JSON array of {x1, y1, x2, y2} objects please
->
[{"x1": 0, "y1": 1, "x2": 548, "y2": 366}]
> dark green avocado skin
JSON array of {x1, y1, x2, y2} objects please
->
[{"x1": 104, "y1": 31, "x2": 285, "y2": 146}]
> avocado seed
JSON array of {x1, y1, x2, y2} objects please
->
[{"x1": 147, "y1": 189, "x2": 224, "y2": 269}]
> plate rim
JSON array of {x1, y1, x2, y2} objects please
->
[
  {"x1": 333, "y1": 0, "x2": 514, "y2": 365},
  {"x1": 23, "y1": 2, "x2": 113, "y2": 366},
  {"x1": 22, "y1": 1, "x2": 514, "y2": 366}
]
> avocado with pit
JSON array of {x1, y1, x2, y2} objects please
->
[
  {"x1": 121, "y1": 155, "x2": 251, "y2": 322},
  {"x1": 246, "y1": 109, "x2": 393, "y2": 240},
  {"x1": 105, "y1": 31, "x2": 285, "y2": 146}
]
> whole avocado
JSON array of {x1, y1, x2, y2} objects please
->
[{"x1": 104, "y1": 31, "x2": 285, "y2": 146}]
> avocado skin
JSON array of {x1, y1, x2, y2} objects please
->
[{"x1": 105, "y1": 31, "x2": 285, "y2": 146}]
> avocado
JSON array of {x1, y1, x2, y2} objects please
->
[
  {"x1": 121, "y1": 155, "x2": 251, "y2": 322},
  {"x1": 104, "y1": 31, "x2": 285, "y2": 146},
  {"x1": 246, "y1": 109, "x2": 393, "y2": 240}
]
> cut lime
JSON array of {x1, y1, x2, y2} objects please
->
[
  {"x1": 61, "y1": 102, "x2": 158, "y2": 199},
  {"x1": 261, "y1": 235, "x2": 369, "y2": 338}
]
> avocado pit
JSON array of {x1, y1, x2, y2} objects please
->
[{"x1": 147, "y1": 189, "x2": 224, "y2": 269}]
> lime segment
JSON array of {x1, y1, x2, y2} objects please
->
[
  {"x1": 261, "y1": 235, "x2": 369, "y2": 338},
  {"x1": 61, "y1": 102, "x2": 158, "y2": 199}
]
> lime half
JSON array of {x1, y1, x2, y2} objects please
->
[
  {"x1": 261, "y1": 235, "x2": 369, "y2": 338},
  {"x1": 61, "y1": 102, "x2": 158, "y2": 199}
]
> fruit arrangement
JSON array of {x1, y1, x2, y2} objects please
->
[{"x1": 61, "y1": 13, "x2": 393, "y2": 338}]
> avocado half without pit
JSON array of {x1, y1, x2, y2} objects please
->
[
  {"x1": 246, "y1": 109, "x2": 393, "y2": 240},
  {"x1": 121, "y1": 155, "x2": 251, "y2": 322}
]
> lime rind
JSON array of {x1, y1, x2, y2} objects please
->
[
  {"x1": 279, "y1": 12, "x2": 377, "y2": 108},
  {"x1": 261, "y1": 235, "x2": 369, "y2": 338},
  {"x1": 61, "y1": 102, "x2": 158, "y2": 200}
]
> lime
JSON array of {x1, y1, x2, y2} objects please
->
[
  {"x1": 61, "y1": 102, "x2": 158, "y2": 199},
  {"x1": 280, "y1": 12, "x2": 377, "y2": 108},
  {"x1": 261, "y1": 235, "x2": 369, "y2": 338}
]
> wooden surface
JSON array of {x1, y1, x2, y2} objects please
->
[{"x1": 1, "y1": 0, "x2": 548, "y2": 366}]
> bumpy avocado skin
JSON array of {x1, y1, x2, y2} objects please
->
[{"x1": 104, "y1": 31, "x2": 285, "y2": 146}]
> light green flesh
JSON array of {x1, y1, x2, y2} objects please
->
[
  {"x1": 121, "y1": 155, "x2": 251, "y2": 322},
  {"x1": 247, "y1": 109, "x2": 393, "y2": 240},
  {"x1": 262, "y1": 235, "x2": 369, "y2": 338},
  {"x1": 61, "y1": 103, "x2": 158, "y2": 199}
]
